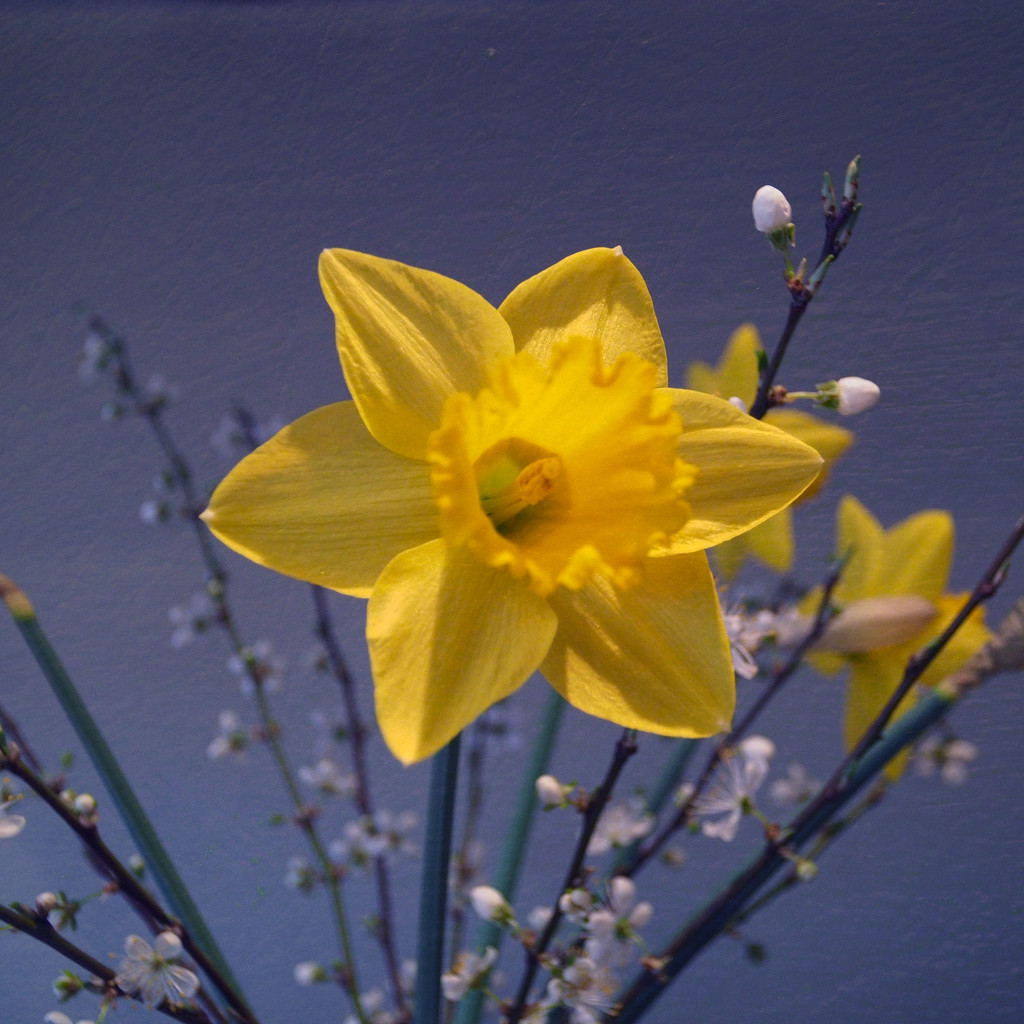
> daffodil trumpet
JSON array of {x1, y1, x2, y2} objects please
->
[{"x1": 203, "y1": 247, "x2": 822, "y2": 763}]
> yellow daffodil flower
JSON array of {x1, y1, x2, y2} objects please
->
[
  {"x1": 203, "y1": 248, "x2": 823, "y2": 763},
  {"x1": 687, "y1": 324, "x2": 853, "y2": 577},
  {"x1": 811, "y1": 496, "x2": 990, "y2": 772}
]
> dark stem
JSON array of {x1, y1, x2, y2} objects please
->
[
  {"x1": 504, "y1": 730, "x2": 638, "y2": 1024},
  {"x1": 312, "y1": 585, "x2": 408, "y2": 1021}
]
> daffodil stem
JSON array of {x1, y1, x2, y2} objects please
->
[
  {"x1": 0, "y1": 577, "x2": 255, "y2": 1023},
  {"x1": 506, "y1": 730, "x2": 638, "y2": 1024},
  {"x1": 454, "y1": 689, "x2": 567, "y2": 1024},
  {"x1": 415, "y1": 734, "x2": 462, "y2": 1024},
  {"x1": 610, "y1": 690, "x2": 954, "y2": 1024}
]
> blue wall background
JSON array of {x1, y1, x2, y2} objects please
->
[{"x1": 3, "y1": 3, "x2": 1023, "y2": 1022}]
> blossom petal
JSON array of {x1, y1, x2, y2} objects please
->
[
  {"x1": 367, "y1": 539, "x2": 557, "y2": 763},
  {"x1": 203, "y1": 403, "x2": 438, "y2": 596},
  {"x1": 541, "y1": 552, "x2": 734, "y2": 736},
  {"x1": 498, "y1": 248, "x2": 669, "y2": 385},
  {"x1": 658, "y1": 390, "x2": 822, "y2": 553},
  {"x1": 319, "y1": 249, "x2": 514, "y2": 459}
]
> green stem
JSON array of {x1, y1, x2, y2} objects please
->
[
  {"x1": 415, "y1": 734, "x2": 462, "y2": 1024},
  {"x1": 454, "y1": 689, "x2": 566, "y2": 1024},
  {"x1": 0, "y1": 581, "x2": 252, "y2": 1021}
]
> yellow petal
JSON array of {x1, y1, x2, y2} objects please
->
[
  {"x1": 834, "y1": 495, "x2": 884, "y2": 602},
  {"x1": 658, "y1": 390, "x2": 822, "y2": 553},
  {"x1": 685, "y1": 323, "x2": 761, "y2": 407},
  {"x1": 541, "y1": 552, "x2": 734, "y2": 736},
  {"x1": 367, "y1": 540, "x2": 557, "y2": 764},
  {"x1": 834, "y1": 496, "x2": 952, "y2": 604},
  {"x1": 429, "y1": 337, "x2": 689, "y2": 596},
  {"x1": 762, "y1": 408, "x2": 853, "y2": 502},
  {"x1": 498, "y1": 248, "x2": 669, "y2": 386},
  {"x1": 880, "y1": 509, "x2": 953, "y2": 603},
  {"x1": 319, "y1": 249, "x2": 514, "y2": 460},
  {"x1": 741, "y1": 508, "x2": 795, "y2": 572},
  {"x1": 203, "y1": 403, "x2": 438, "y2": 597},
  {"x1": 845, "y1": 654, "x2": 915, "y2": 780},
  {"x1": 764, "y1": 408, "x2": 853, "y2": 463},
  {"x1": 918, "y1": 593, "x2": 991, "y2": 687}
]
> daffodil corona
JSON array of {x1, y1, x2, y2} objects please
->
[{"x1": 203, "y1": 248, "x2": 823, "y2": 763}]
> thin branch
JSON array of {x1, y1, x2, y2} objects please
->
[{"x1": 504, "y1": 730, "x2": 638, "y2": 1024}]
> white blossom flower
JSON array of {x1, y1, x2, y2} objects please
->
[
  {"x1": 914, "y1": 735, "x2": 979, "y2": 785},
  {"x1": 721, "y1": 605, "x2": 762, "y2": 679},
  {"x1": 752, "y1": 185, "x2": 792, "y2": 233},
  {"x1": 441, "y1": 946, "x2": 497, "y2": 1001},
  {"x1": 168, "y1": 592, "x2": 217, "y2": 649},
  {"x1": 836, "y1": 376, "x2": 880, "y2": 415},
  {"x1": 527, "y1": 905, "x2": 553, "y2": 931},
  {"x1": 228, "y1": 640, "x2": 285, "y2": 695},
  {"x1": 210, "y1": 410, "x2": 285, "y2": 460},
  {"x1": 586, "y1": 798, "x2": 654, "y2": 856},
  {"x1": 139, "y1": 499, "x2": 170, "y2": 525},
  {"x1": 558, "y1": 887, "x2": 594, "y2": 923},
  {"x1": 115, "y1": 932, "x2": 199, "y2": 1009},
  {"x1": 469, "y1": 885, "x2": 515, "y2": 925},
  {"x1": 584, "y1": 877, "x2": 653, "y2": 969},
  {"x1": 299, "y1": 757, "x2": 356, "y2": 798},
  {"x1": 294, "y1": 961, "x2": 328, "y2": 986},
  {"x1": 693, "y1": 736, "x2": 775, "y2": 841},
  {"x1": 142, "y1": 374, "x2": 178, "y2": 408},
  {"x1": 769, "y1": 762, "x2": 819, "y2": 806},
  {"x1": 0, "y1": 794, "x2": 26, "y2": 838},
  {"x1": 44, "y1": 1013, "x2": 95, "y2": 1024},
  {"x1": 77, "y1": 330, "x2": 111, "y2": 383},
  {"x1": 330, "y1": 810, "x2": 418, "y2": 867},
  {"x1": 284, "y1": 855, "x2": 317, "y2": 892},
  {"x1": 546, "y1": 956, "x2": 617, "y2": 1024},
  {"x1": 206, "y1": 710, "x2": 248, "y2": 760}
]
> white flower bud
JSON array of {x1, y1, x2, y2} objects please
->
[
  {"x1": 819, "y1": 595, "x2": 938, "y2": 654},
  {"x1": 73, "y1": 793, "x2": 96, "y2": 815},
  {"x1": 35, "y1": 892, "x2": 59, "y2": 914},
  {"x1": 558, "y1": 887, "x2": 593, "y2": 922},
  {"x1": 535, "y1": 774, "x2": 567, "y2": 808},
  {"x1": 837, "y1": 376, "x2": 881, "y2": 415},
  {"x1": 752, "y1": 185, "x2": 792, "y2": 233},
  {"x1": 294, "y1": 961, "x2": 326, "y2": 986},
  {"x1": 469, "y1": 885, "x2": 513, "y2": 924},
  {"x1": 727, "y1": 396, "x2": 748, "y2": 414}
]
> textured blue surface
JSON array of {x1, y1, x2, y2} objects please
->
[{"x1": 2, "y1": 3, "x2": 1023, "y2": 1022}]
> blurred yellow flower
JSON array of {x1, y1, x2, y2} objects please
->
[
  {"x1": 811, "y1": 496, "x2": 991, "y2": 771},
  {"x1": 203, "y1": 248, "x2": 822, "y2": 763},
  {"x1": 686, "y1": 324, "x2": 853, "y2": 577}
]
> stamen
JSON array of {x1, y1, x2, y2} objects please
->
[{"x1": 480, "y1": 455, "x2": 562, "y2": 527}]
